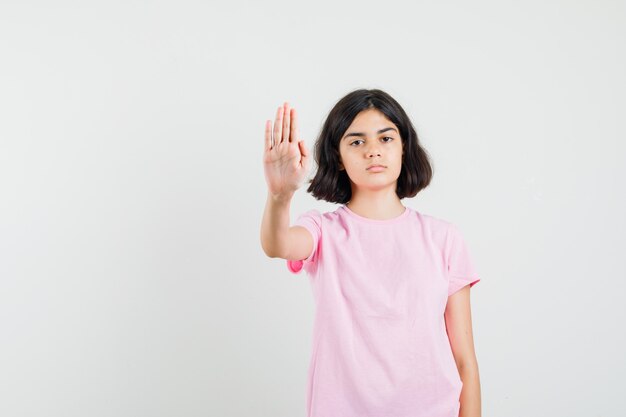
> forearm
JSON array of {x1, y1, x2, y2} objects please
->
[
  {"x1": 458, "y1": 359, "x2": 481, "y2": 417},
  {"x1": 260, "y1": 191, "x2": 294, "y2": 258}
]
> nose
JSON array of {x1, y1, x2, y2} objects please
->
[
  {"x1": 367, "y1": 147, "x2": 382, "y2": 158},
  {"x1": 364, "y1": 140, "x2": 382, "y2": 156}
]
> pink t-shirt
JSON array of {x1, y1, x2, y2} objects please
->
[{"x1": 286, "y1": 204, "x2": 480, "y2": 417}]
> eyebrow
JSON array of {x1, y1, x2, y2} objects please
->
[{"x1": 342, "y1": 127, "x2": 398, "y2": 141}]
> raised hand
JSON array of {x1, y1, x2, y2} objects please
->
[{"x1": 263, "y1": 102, "x2": 310, "y2": 199}]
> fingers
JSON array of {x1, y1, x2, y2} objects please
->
[
  {"x1": 273, "y1": 105, "x2": 284, "y2": 146},
  {"x1": 290, "y1": 107, "x2": 299, "y2": 143},
  {"x1": 265, "y1": 119, "x2": 272, "y2": 151},
  {"x1": 283, "y1": 102, "x2": 291, "y2": 143},
  {"x1": 269, "y1": 101, "x2": 299, "y2": 149}
]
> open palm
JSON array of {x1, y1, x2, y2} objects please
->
[{"x1": 263, "y1": 102, "x2": 310, "y2": 198}]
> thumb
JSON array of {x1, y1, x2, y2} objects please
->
[
  {"x1": 299, "y1": 140, "x2": 309, "y2": 158},
  {"x1": 298, "y1": 140, "x2": 309, "y2": 169}
]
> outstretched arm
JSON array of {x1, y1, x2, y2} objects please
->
[{"x1": 260, "y1": 102, "x2": 313, "y2": 260}]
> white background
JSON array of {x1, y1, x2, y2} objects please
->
[{"x1": 1, "y1": 1, "x2": 624, "y2": 416}]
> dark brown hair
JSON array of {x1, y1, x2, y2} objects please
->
[{"x1": 306, "y1": 88, "x2": 433, "y2": 203}]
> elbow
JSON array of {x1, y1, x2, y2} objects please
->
[
  {"x1": 260, "y1": 239, "x2": 284, "y2": 259},
  {"x1": 264, "y1": 250, "x2": 281, "y2": 259},
  {"x1": 456, "y1": 355, "x2": 479, "y2": 373},
  {"x1": 261, "y1": 244, "x2": 277, "y2": 259},
  {"x1": 267, "y1": 250, "x2": 287, "y2": 259}
]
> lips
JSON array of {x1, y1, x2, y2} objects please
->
[{"x1": 367, "y1": 164, "x2": 386, "y2": 170}]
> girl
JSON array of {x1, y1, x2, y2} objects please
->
[{"x1": 260, "y1": 89, "x2": 482, "y2": 417}]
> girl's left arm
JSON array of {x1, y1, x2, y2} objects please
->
[{"x1": 445, "y1": 285, "x2": 482, "y2": 417}]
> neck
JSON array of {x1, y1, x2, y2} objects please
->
[{"x1": 346, "y1": 190, "x2": 404, "y2": 220}]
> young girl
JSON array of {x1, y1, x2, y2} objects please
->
[{"x1": 260, "y1": 89, "x2": 482, "y2": 417}]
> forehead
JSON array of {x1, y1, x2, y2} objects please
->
[
  {"x1": 348, "y1": 108, "x2": 393, "y2": 129},
  {"x1": 341, "y1": 109, "x2": 399, "y2": 142}
]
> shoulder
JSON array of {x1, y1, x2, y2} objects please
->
[
  {"x1": 299, "y1": 206, "x2": 348, "y2": 225},
  {"x1": 295, "y1": 208, "x2": 336, "y2": 224},
  {"x1": 408, "y1": 210, "x2": 476, "y2": 258},
  {"x1": 409, "y1": 209, "x2": 454, "y2": 239},
  {"x1": 413, "y1": 210, "x2": 451, "y2": 228},
  {"x1": 293, "y1": 208, "x2": 341, "y2": 236}
]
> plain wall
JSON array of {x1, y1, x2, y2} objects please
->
[{"x1": 1, "y1": 1, "x2": 624, "y2": 416}]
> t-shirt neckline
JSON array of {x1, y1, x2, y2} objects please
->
[{"x1": 341, "y1": 204, "x2": 411, "y2": 224}]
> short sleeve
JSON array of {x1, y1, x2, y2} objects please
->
[
  {"x1": 286, "y1": 209, "x2": 322, "y2": 275},
  {"x1": 445, "y1": 223, "x2": 480, "y2": 296}
]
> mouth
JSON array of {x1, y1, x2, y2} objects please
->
[{"x1": 367, "y1": 165, "x2": 387, "y2": 170}]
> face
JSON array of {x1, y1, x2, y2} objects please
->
[{"x1": 338, "y1": 108, "x2": 404, "y2": 193}]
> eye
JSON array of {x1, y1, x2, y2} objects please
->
[{"x1": 349, "y1": 137, "x2": 394, "y2": 146}]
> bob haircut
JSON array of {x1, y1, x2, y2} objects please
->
[{"x1": 306, "y1": 88, "x2": 433, "y2": 204}]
